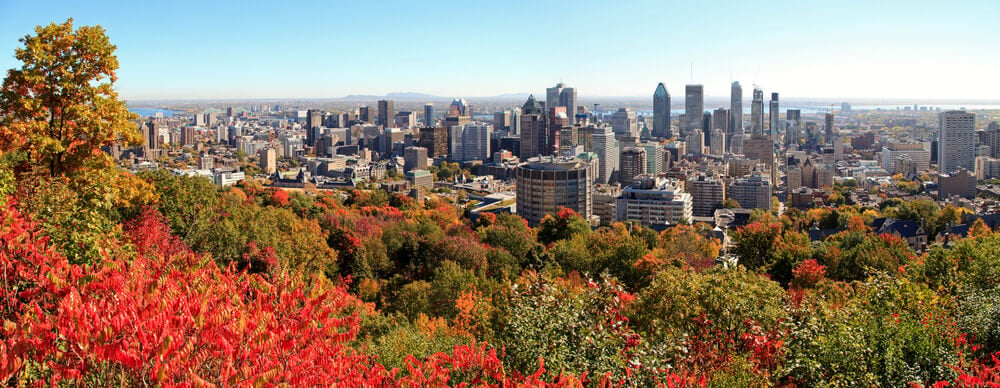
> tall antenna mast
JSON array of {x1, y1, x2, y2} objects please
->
[{"x1": 690, "y1": 62, "x2": 694, "y2": 81}]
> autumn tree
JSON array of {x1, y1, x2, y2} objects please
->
[{"x1": 0, "y1": 19, "x2": 141, "y2": 176}]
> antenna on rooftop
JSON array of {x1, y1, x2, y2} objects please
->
[{"x1": 690, "y1": 62, "x2": 694, "y2": 81}]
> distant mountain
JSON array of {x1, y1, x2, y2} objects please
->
[
  {"x1": 336, "y1": 92, "x2": 534, "y2": 101},
  {"x1": 384, "y1": 92, "x2": 438, "y2": 100}
]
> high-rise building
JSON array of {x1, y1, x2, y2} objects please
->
[
  {"x1": 687, "y1": 174, "x2": 725, "y2": 217},
  {"x1": 510, "y1": 107, "x2": 521, "y2": 135},
  {"x1": 516, "y1": 156, "x2": 593, "y2": 225},
  {"x1": 712, "y1": 108, "x2": 729, "y2": 132},
  {"x1": 729, "y1": 174, "x2": 772, "y2": 210},
  {"x1": 258, "y1": 148, "x2": 276, "y2": 174},
  {"x1": 306, "y1": 109, "x2": 323, "y2": 146},
  {"x1": 709, "y1": 129, "x2": 726, "y2": 156},
  {"x1": 377, "y1": 100, "x2": 394, "y2": 129},
  {"x1": 493, "y1": 110, "x2": 511, "y2": 132},
  {"x1": 457, "y1": 123, "x2": 492, "y2": 162},
  {"x1": 640, "y1": 142, "x2": 664, "y2": 175},
  {"x1": 418, "y1": 127, "x2": 449, "y2": 157},
  {"x1": 751, "y1": 87, "x2": 764, "y2": 137},
  {"x1": 424, "y1": 103, "x2": 435, "y2": 127},
  {"x1": 146, "y1": 120, "x2": 161, "y2": 149},
  {"x1": 611, "y1": 108, "x2": 638, "y2": 138},
  {"x1": 938, "y1": 111, "x2": 976, "y2": 174},
  {"x1": 653, "y1": 83, "x2": 671, "y2": 138},
  {"x1": 546, "y1": 83, "x2": 563, "y2": 113},
  {"x1": 199, "y1": 155, "x2": 214, "y2": 170},
  {"x1": 182, "y1": 126, "x2": 196, "y2": 146},
  {"x1": 769, "y1": 93, "x2": 780, "y2": 140},
  {"x1": 786, "y1": 109, "x2": 801, "y2": 147},
  {"x1": 591, "y1": 126, "x2": 619, "y2": 184},
  {"x1": 730, "y1": 81, "x2": 743, "y2": 144},
  {"x1": 449, "y1": 99, "x2": 469, "y2": 116},
  {"x1": 686, "y1": 129, "x2": 704, "y2": 156},
  {"x1": 560, "y1": 86, "x2": 578, "y2": 125},
  {"x1": 615, "y1": 175, "x2": 693, "y2": 226},
  {"x1": 226, "y1": 106, "x2": 234, "y2": 118},
  {"x1": 358, "y1": 106, "x2": 371, "y2": 122},
  {"x1": 882, "y1": 142, "x2": 930, "y2": 173},
  {"x1": 519, "y1": 95, "x2": 549, "y2": 158},
  {"x1": 702, "y1": 112, "x2": 713, "y2": 149},
  {"x1": 684, "y1": 84, "x2": 704, "y2": 137},
  {"x1": 619, "y1": 147, "x2": 646, "y2": 185},
  {"x1": 404, "y1": 146, "x2": 428, "y2": 171},
  {"x1": 825, "y1": 113, "x2": 835, "y2": 144}
]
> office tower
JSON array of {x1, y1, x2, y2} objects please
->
[
  {"x1": 938, "y1": 111, "x2": 976, "y2": 174},
  {"x1": 786, "y1": 109, "x2": 801, "y2": 147},
  {"x1": 653, "y1": 83, "x2": 671, "y2": 138},
  {"x1": 744, "y1": 136, "x2": 775, "y2": 172},
  {"x1": 751, "y1": 87, "x2": 764, "y2": 137},
  {"x1": 393, "y1": 111, "x2": 415, "y2": 129},
  {"x1": 984, "y1": 121, "x2": 1000, "y2": 158},
  {"x1": 684, "y1": 84, "x2": 704, "y2": 137},
  {"x1": 546, "y1": 83, "x2": 564, "y2": 113},
  {"x1": 709, "y1": 129, "x2": 726, "y2": 156},
  {"x1": 611, "y1": 108, "x2": 638, "y2": 138},
  {"x1": 591, "y1": 126, "x2": 619, "y2": 184},
  {"x1": 729, "y1": 174, "x2": 772, "y2": 210},
  {"x1": 769, "y1": 93, "x2": 779, "y2": 140},
  {"x1": 619, "y1": 147, "x2": 646, "y2": 185},
  {"x1": 377, "y1": 99, "x2": 394, "y2": 129},
  {"x1": 418, "y1": 127, "x2": 449, "y2": 157},
  {"x1": 510, "y1": 107, "x2": 521, "y2": 135},
  {"x1": 449, "y1": 98, "x2": 469, "y2": 116},
  {"x1": 493, "y1": 110, "x2": 511, "y2": 132},
  {"x1": 358, "y1": 106, "x2": 371, "y2": 122},
  {"x1": 712, "y1": 108, "x2": 729, "y2": 132},
  {"x1": 730, "y1": 81, "x2": 743, "y2": 141},
  {"x1": 519, "y1": 95, "x2": 549, "y2": 158},
  {"x1": 548, "y1": 107, "x2": 570, "y2": 151},
  {"x1": 258, "y1": 148, "x2": 276, "y2": 174},
  {"x1": 882, "y1": 142, "x2": 930, "y2": 173},
  {"x1": 686, "y1": 129, "x2": 704, "y2": 156},
  {"x1": 306, "y1": 109, "x2": 323, "y2": 146},
  {"x1": 702, "y1": 112, "x2": 713, "y2": 149},
  {"x1": 516, "y1": 156, "x2": 593, "y2": 226},
  {"x1": 616, "y1": 175, "x2": 693, "y2": 226},
  {"x1": 560, "y1": 86, "x2": 578, "y2": 125},
  {"x1": 824, "y1": 113, "x2": 835, "y2": 144},
  {"x1": 215, "y1": 126, "x2": 228, "y2": 143},
  {"x1": 460, "y1": 123, "x2": 492, "y2": 162},
  {"x1": 404, "y1": 146, "x2": 428, "y2": 171},
  {"x1": 226, "y1": 106, "x2": 234, "y2": 118},
  {"x1": 423, "y1": 103, "x2": 435, "y2": 127},
  {"x1": 640, "y1": 142, "x2": 664, "y2": 174},
  {"x1": 688, "y1": 174, "x2": 725, "y2": 217},
  {"x1": 559, "y1": 126, "x2": 579, "y2": 155}
]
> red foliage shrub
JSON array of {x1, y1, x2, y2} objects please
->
[{"x1": 791, "y1": 259, "x2": 826, "y2": 289}]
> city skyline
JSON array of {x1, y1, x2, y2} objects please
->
[{"x1": 1, "y1": 0, "x2": 998, "y2": 101}]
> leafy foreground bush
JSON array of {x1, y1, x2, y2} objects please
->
[{"x1": 0, "y1": 201, "x2": 590, "y2": 386}]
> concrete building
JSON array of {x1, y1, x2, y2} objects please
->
[
  {"x1": 939, "y1": 111, "x2": 976, "y2": 174},
  {"x1": 768, "y1": 92, "x2": 780, "y2": 140},
  {"x1": 616, "y1": 175, "x2": 693, "y2": 226},
  {"x1": 975, "y1": 156, "x2": 1000, "y2": 180},
  {"x1": 882, "y1": 141, "x2": 930, "y2": 173},
  {"x1": 611, "y1": 108, "x2": 638, "y2": 138},
  {"x1": 729, "y1": 174, "x2": 772, "y2": 210},
  {"x1": 182, "y1": 126, "x2": 196, "y2": 146},
  {"x1": 404, "y1": 146, "x2": 428, "y2": 172},
  {"x1": 619, "y1": 147, "x2": 646, "y2": 185},
  {"x1": 407, "y1": 169, "x2": 433, "y2": 190},
  {"x1": 709, "y1": 129, "x2": 725, "y2": 156},
  {"x1": 687, "y1": 129, "x2": 704, "y2": 156},
  {"x1": 591, "y1": 126, "x2": 619, "y2": 184},
  {"x1": 418, "y1": 127, "x2": 449, "y2": 157},
  {"x1": 640, "y1": 142, "x2": 665, "y2": 174},
  {"x1": 684, "y1": 84, "x2": 704, "y2": 137},
  {"x1": 729, "y1": 81, "x2": 743, "y2": 146},
  {"x1": 688, "y1": 174, "x2": 725, "y2": 217},
  {"x1": 423, "y1": 103, "x2": 435, "y2": 127},
  {"x1": 938, "y1": 168, "x2": 976, "y2": 199},
  {"x1": 593, "y1": 184, "x2": 621, "y2": 225},
  {"x1": 519, "y1": 95, "x2": 550, "y2": 158},
  {"x1": 751, "y1": 87, "x2": 764, "y2": 137},
  {"x1": 515, "y1": 156, "x2": 593, "y2": 225}
]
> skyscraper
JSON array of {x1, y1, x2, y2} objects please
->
[
  {"x1": 519, "y1": 95, "x2": 549, "y2": 158},
  {"x1": 938, "y1": 111, "x2": 976, "y2": 174},
  {"x1": 611, "y1": 108, "x2": 638, "y2": 138},
  {"x1": 591, "y1": 126, "x2": 619, "y2": 184},
  {"x1": 684, "y1": 84, "x2": 704, "y2": 137},
  {"x1": 306, "y1": 109, "x2": 322, "y2": 146},
  {"x1": 825, "y1": 113, "x2": 835, "y2": 144},
  {"x1": 786, "y1": 109, "x2": 801, "y2": 147},
  {"x1": 769, "y1": 93, "x2": 780, "y2": 140},
  {"x1": 516, "y1": 156, "x2": 593, "y2": 226},
  {"x1": 653, "y1": 83, "x2": 671, "y2": 138},
  {"x1": 377, "y1": 99, "x2": 394, "y2": 129},
  {"x1": 560, "y1": 86, "x2": 578, "y2": 125},
  {"x1": 546, "y1": 83, "x2": 563, "y2": 113},
  {"x1": 730, "y1": 81, "x2": 743, "y2": 142},
  {"x1": 750, "y1": 87, "x2": 764, "y2": 137},
  {"x1": 424, "y1": 103, "x2": 435, "y2": 127}
]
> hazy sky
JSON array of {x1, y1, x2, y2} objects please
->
[{"x1": 1, "y1": 0, "x2": 998, "y2": 101}]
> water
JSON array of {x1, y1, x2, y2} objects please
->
[{"x1": 129, "y1": 108, "x2": 184, "y2": 117}]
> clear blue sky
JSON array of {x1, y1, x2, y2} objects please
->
[{"x1": 1, "y1": 0, "x2": 998, "y2": 101}]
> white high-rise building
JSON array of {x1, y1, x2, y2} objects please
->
[
  {"x1": 616, "y1": 175, "x2": 692, "y2": 226},
  {"x1": 729, "y1": 174, "x2": 772, "y2": 210},
  {"x1": 938, "y1": 111, "x2": 975, "y2": 174},
  {"x1": 592, "y1": 127, "x2": 619, "y2": 184},
  {"x1": 611, "y1": 108, "x2": 638, "y2": 138}
]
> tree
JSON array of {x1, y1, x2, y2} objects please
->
[
  {"x1": 0, "y1": 19, "x2": 141, "y2": 176},
  {"x1": 537, "y1": 207, "x2": 591, "y2": 245}
]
